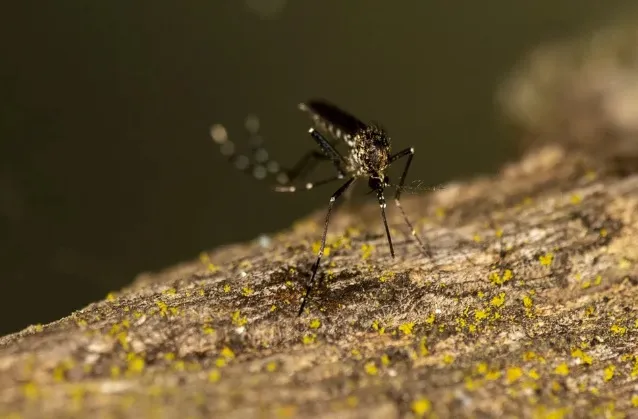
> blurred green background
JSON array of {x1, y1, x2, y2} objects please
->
[{"x1": 0, "y1": 1, "x2": 631, "y2": 336}]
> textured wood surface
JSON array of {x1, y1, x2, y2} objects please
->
[{"x1": 1, "y1": 142, "x2": 638, "y2": 418}]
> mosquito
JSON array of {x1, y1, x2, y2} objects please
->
[{"x1": 210, "y1": 99, "x2": 431, "y2": 315}]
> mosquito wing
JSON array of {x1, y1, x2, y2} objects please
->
[{"x1": 298, "y1": 99, "x2": 367, "y2": 146}]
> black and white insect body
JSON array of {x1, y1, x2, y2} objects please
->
[{"x1": 211, "y1": 99, "x2": 430, "y2": 315}]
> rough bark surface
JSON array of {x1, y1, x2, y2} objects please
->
[{"x1": 1, "y1": 142, "x2": 638, "y2": 418}]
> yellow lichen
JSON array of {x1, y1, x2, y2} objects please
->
[
  {"x1": 346, "y1": 395, "x2": 359, "y2": 408},
  {"x1": 523, "y1": 296, "x2": 533, "y2": 308},
  {"x1": 364, "y1": 361, "x2": 378, "y2": 376},
  {"x1": 485, "y1": 370, "x2": 502, "y2": 381},
  {"x1": 275, "y1": 405, "x2": 297, "y2": 418},
  {"x1": 106, "y1": 292, "x2": 116, "y2": 302},
  {"x1": 360, "y1": 243, "x2": 374, "y2": 260},
  {"x1": 68, "y1": 385, "x2": 86, "y2": 409},
  {"x1": 155, "y1": 301, "x2": 169, "y2": 317},
  {"x1": 126, "y1": 354, "x2": 145, "y2": 375},
  {"x1": 491, "y1": 292, "x2": 506, "y2": 308},
  {"x1": 533, "y1": 406, "x2": 570, "y2": 419},
  {"x1": 554, "y1": 363, "x2": 569, "y2": 376},
  {"x1": 223, "y1": 284, "x2": 231, "y2": 293},
  {"x1": 379, "y1": 271, "x2": 395, "y2": 283},
  {"x1": 241, "y1": 287, "x2": 254, "y2": 297},
  {"x1": 52, "y1": 359, "x2": 74, "y2": 382},
  {"x1": 539, "y1": 253, "x2": 554, "y2": 267},
  {"x1": 475, "y1": 308, "x2": 490, "y2": 321},
  {"x1": 442, "y1": 354, "x2": 455, "y2": 365},
  {"x1": 419, "y1": 337, "x2": 429, "y2": 357},
  {"x1": 571, "y1": 348, "x2": 593, "y2": 365},
  {"x1": 475, "y1": 362, "x2": 488, "y2": 375},
  {"x1": 309, "y1": 319, "x2": 321, "y2": 329},
  {"x1": 411, "y1": 398, "x2": 432, "y2": 417},
  {"x1": 464, "y1": 377, "x2": 480, "y2": 391},
  {"x1": 489, "y1": 269, "x2": 514, "y2": 285},
  {"x1": 550, "y1": 380, "x2": 562, "y2": 393},
  {"x1": 220, "y1": 347, "x2": 235, "y2": 360},
  {"x1": 570, "y1": 194, "x2": 582, "y2": 204},
  {"x1": 266, "y1": 361, "x2": 277, "y2": 372},
  {"x1": 208, "y1": 369, "x2": 221, "y2": 383},
  {"x1": 603, "y1": 364, "x2": 615, "y2": 382},
  {"x1": 116, "y1": 331, "x2": 129, "y2": 351},
  {"x1": 22, "y1": 382, "x2": 39, "y2": 400},
  {"x1": 202, "y1": 325, "x2": 215, "y2": 335},
  {"x1": 610, "y1": 324, "x2": 627, "y2": 336},
  {"x1": 381, "y1": 354, "x2": 390, "y2": 366},
  {"x1": 506, "y1": 367, "x2": 523, "y2": 384},
  {"x1": 371, "y1": 320, "x2": 385, "y2": 335},
  {"x1": 302, "y1": 333, "x2": 316, "y2": 345},
  {"x1": 231, "y1": 310, "x2": 247, "y2": 327},
  {"x1": 398, "y1": 322, "x2": 415, "y2": 336}
]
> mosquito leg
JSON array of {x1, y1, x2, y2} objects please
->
[
  {"x1": 285, "y1": 151, "x2": 328, "y2": 182},
  {"x1": 308, "y1": 128, "x2": 347, "y2": 172},
  {"x1": 275, "y1": 173, "x2": 345, "y2": 192},
  {"x1": 389, "y1": 147, "x2": 433, "y2": 259},
  {"x1": 210, "y1": 122, "x2": 336, "y2": 186},
  {"x1": 274, "y1": 129, "x2": 345, "y2": 188},
  {"x1": 298, "y1": 177, "x2": 356, "y2": 316},
  {"x1": 275, "y1": 128, "x2": 348, "y2": 192},
  {"x1": 376, "y1": 191, "x2": 395, "y2": 258}
]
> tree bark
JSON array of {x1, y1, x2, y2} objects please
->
[{"x1": 1, "y1": 143, "x2": 637, "y2": 418}]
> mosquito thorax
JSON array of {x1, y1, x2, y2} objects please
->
[{"x1": 351, "y1": 126, "x2": 391, "y2": 175}]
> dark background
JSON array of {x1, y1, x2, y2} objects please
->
[{"x1": 0, "y1": 1, "x2": 631, "y2": 336}]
